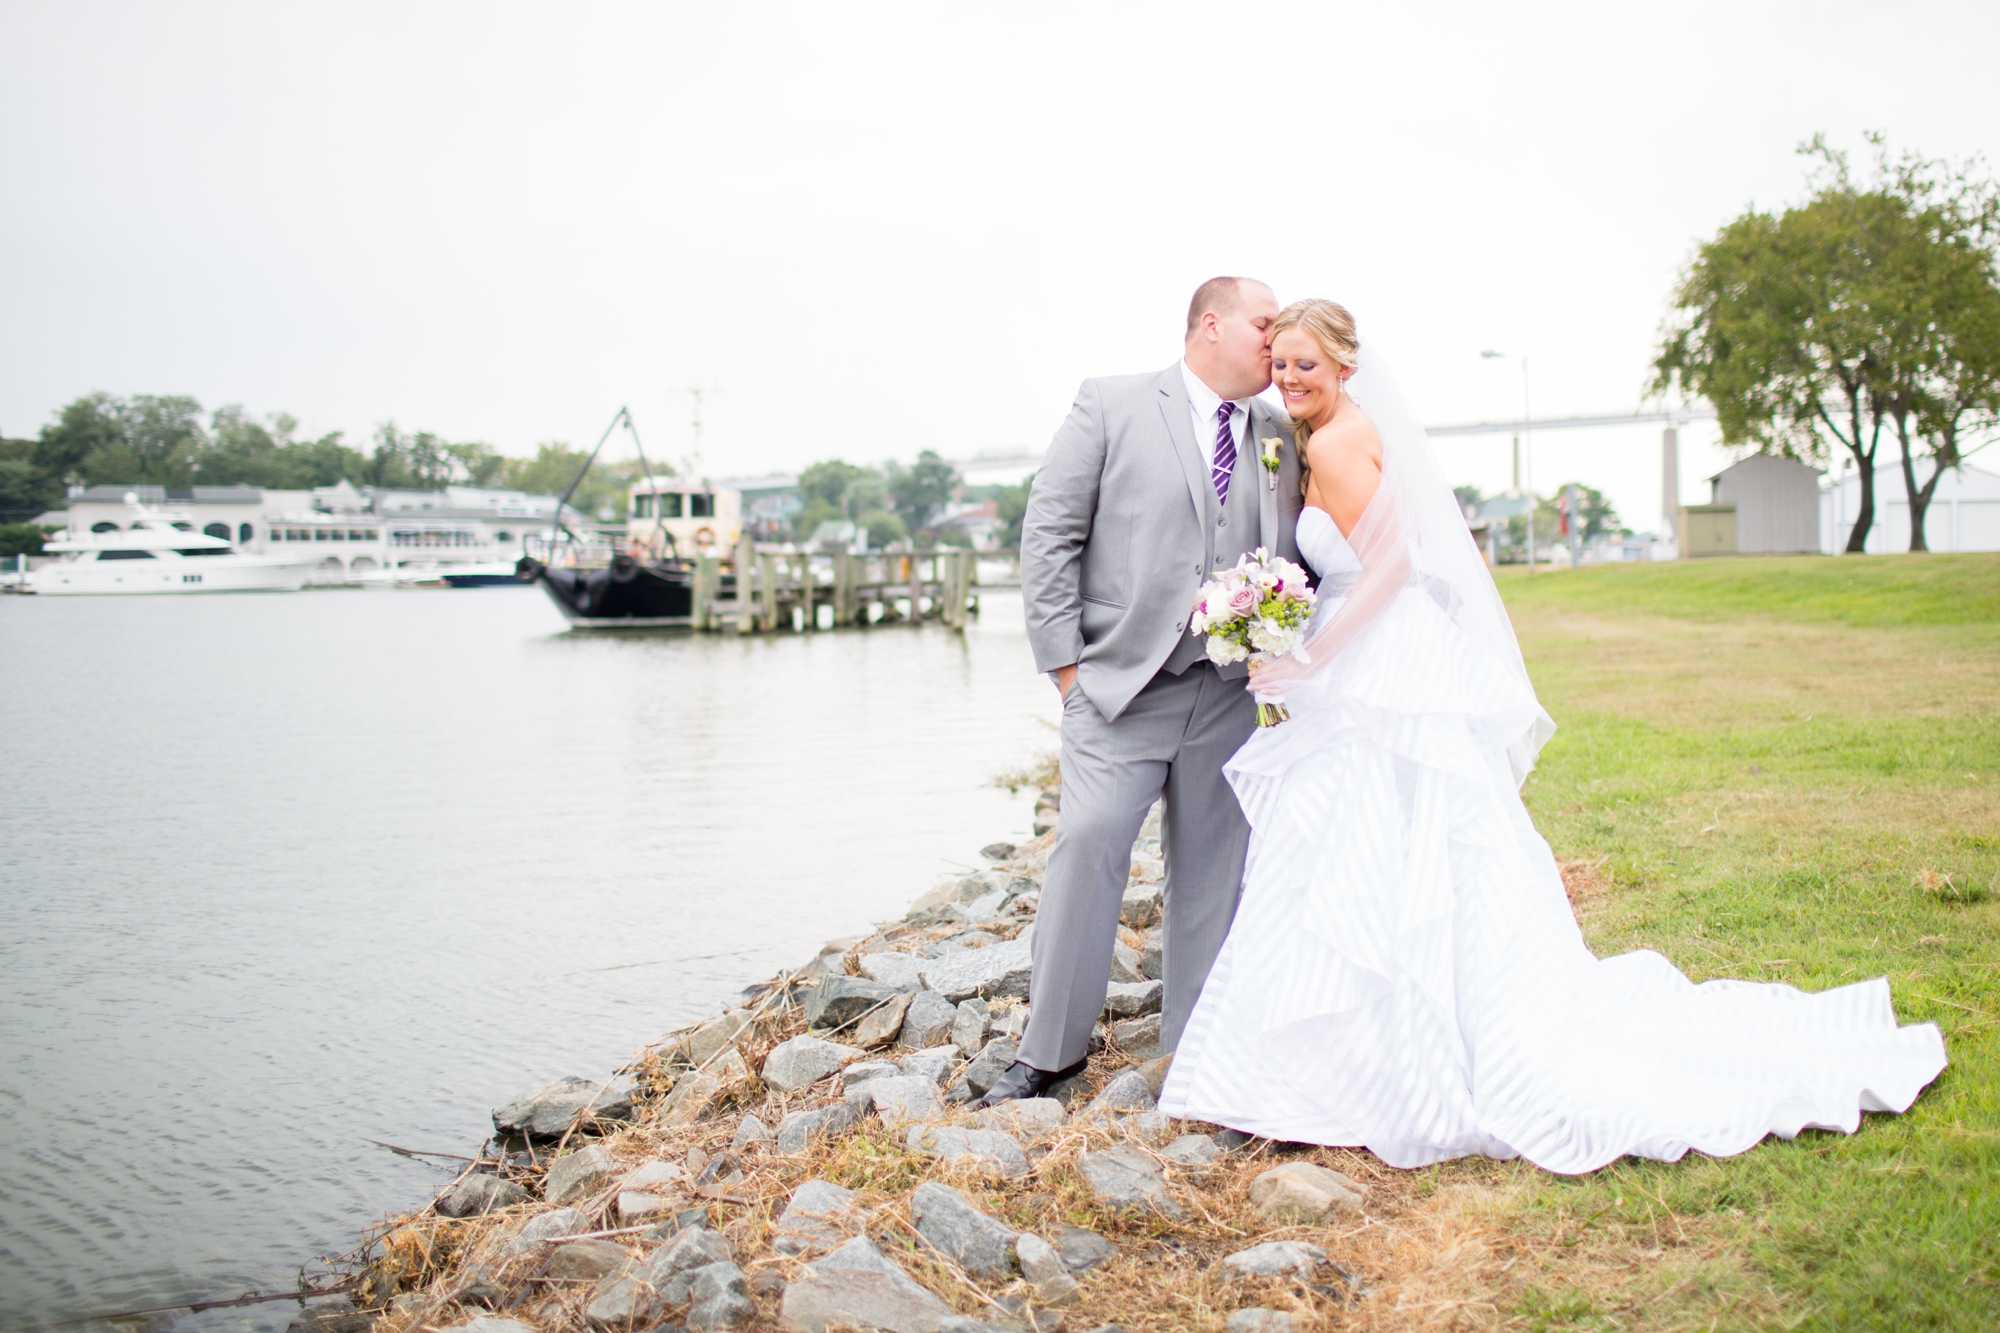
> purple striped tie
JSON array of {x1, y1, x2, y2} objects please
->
[{"x1": 1211, "y1": 402, "x2": 1236, "y2": 504}]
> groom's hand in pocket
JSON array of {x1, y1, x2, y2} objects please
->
[{"x1": 1053, "y1": 664, "x2": 1076, "y2": 700}]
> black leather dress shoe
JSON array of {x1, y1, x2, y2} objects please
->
[{"x1": 974, "y1": 1057, "x2": 1089, "y2": 1107}]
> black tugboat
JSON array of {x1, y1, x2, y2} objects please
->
[
  {"x1": 515, "y1": 406, "x2": 712, "y2": 628},
  {"x1": 516, "y1": 550, "x2": 698, "y2": 625}
]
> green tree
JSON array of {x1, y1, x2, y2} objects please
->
[
  {"x1": 1866, "y1": 142, "x2": 2000, "y2": 549},
  {"x1": 0, "y1": 522, "x2": 56, "y2": 557},
  {"x1": 0, "y1": 438, "x2": 53, "y2": 517},
  {"x1": 855, "y1": 507, "x2": 906, "y2": 549},
  {"x1": 1655, "y1": 134, "x2": 2000, "y2": 553},
  {"x1": 35, "y1": 392, "x2": 128, "y2": 490},
  {"x1": 203, "y1": 406, "x2": 363, "y2": 488},
  {"x1": 885, "y1": 449, "x2": 960, "y2": 534},
  {"x1": 799, "y1": 459, "x2": 868, "y2": 514}
]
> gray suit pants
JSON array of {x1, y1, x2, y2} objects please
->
[{"x1": 1018, "y1": 662, "x2": 1257, "y2": 1072}]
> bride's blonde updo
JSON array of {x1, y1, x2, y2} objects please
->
[
  {"x1": 1271, "y1": 298, "x2": 1361, "y2": 373},
  {"x1": 1271, "y1": 299, "x2": 1361, "y2": 496}
]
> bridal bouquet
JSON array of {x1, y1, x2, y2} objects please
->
[{"x1": 1189, "y1": 548, "x2": 1317, "y2": 725}]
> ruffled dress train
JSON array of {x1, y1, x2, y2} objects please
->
[{"x1": 1159, "y1": 509, "x2": 1946, "y2": 1173}]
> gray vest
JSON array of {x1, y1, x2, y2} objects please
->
[{"x1": 1162, "y1": 435, "x2": 1266, "y2": 676}]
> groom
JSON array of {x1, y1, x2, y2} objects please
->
[{"x1": 980, "y1": 277, "x2": 1306, "y2": 1105}]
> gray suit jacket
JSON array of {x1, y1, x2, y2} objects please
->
[{"x1": 1022, "y1": 362, "x2": 1306, "y2": 721}]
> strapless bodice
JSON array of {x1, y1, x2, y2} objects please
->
[{"x1": 1296, "y1": 506, "x2": 1362, "y2": 594}]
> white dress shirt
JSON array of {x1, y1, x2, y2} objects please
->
[{"x1": 1180, "y1": 360, "x2": 1253, "y2": 475}]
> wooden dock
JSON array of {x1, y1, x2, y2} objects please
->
[{"x1": 684, "y1": 543, "x2": 985, "y2": 633}]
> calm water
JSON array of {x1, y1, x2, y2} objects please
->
[{"x1": 0, "y1": 585, "x2": 1055, "y2": 1329}]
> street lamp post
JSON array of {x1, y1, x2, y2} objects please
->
[{"x1": 1482, "y1": 350, "x2": 1533, "y2": 572}]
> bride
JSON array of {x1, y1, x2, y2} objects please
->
[{"x1": 1157, "y1": 299, "x2": 1947, "y2": 1173}]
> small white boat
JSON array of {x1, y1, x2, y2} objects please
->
[{"x1": 30, "y1": 500, "x2": 318, "y2": 596}]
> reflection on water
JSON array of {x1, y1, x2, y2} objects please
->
[{"x1": 0, "y1": 586, "x2": 1054, "y2": 1328}]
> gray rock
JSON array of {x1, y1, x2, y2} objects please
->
[
  {"x1": 1248, "y1": 1161, "x2": 1368, "y2": 1223},
  {"x1": 990, "y1": 1005, "x2": 1031, "y2": 1042},
  {"x1": 731, "y1": 1113, "x2": 773, "y2": 1150},
  {"x1": 972, "y1": 1097, "x2": 1067, "y2": 1138},
  {"x1": 441, "y1": 1321, "x2": 535, "y2": 1333},
  {"x1": 1110, "y1": 1013, "x2": 1162, "y2": 1060},
  {"x1": 544, "y1": 1143, "x2": 617, "y2": 1206},
  {"x1": 1053, "y1": 1225, "x2": 1117, "y2": 1273},
  {"x1": 920, "y1": 937, "x2": 1034, "y2": 1003},
  {"x1": 842, "y1": 1058, "x2": 903, "y2": 1087},
  {"x1": 936, "y1": 1319, "x2": 1022, "y2": 1333},
  {"x1": 1159, "y1": 1133, "x2": 1219, "y2": 1166},
  {"x1": 492, "y1": 1075, "x2": 636, "y2": 1139},
  {"x1": 859, "y1": 952, "x2": 927, "y2": 991},
  {"x1": 1137, "y1": 1054, "x2": 1174, "y2": 1101},
  {"x1": 947, "y1": 1037, "x2": 1018, "y2": 1101},
  {"x1": 775, "y1": 1103, "x2": 859, "y2": 1154},
  {"x1": 912, "y1": 1181, "x2": 1018, "y2": 1280},
  {"x1": 853, "y1": 1074, "x2": 945, "y2": 1123},
  {"x1": 1116, "y1": 1110, "x2": 1172, "y2": 1143},
  {"x1": 1084, "y1": 1069, "x2": 1155, "y2": 1114},
  {"x1": 638, "y1": 1225, "x2": 735, "y2": 1301},
  {"x1": 963, "y1": 888, "x2": 1011, "y2": 920},
  {"x1": 906, "y1": 1123, "x2": 1030, "y2": 1179},
  {"x1": 436, "y1": 1173, "x2": 529, "y2": 1218},
  {"x1": 981, "y1": 841, "x2": 1018, "y2": 862},
  {"x1": 804, "y1": 975, "x2": 903, "y2": 1030},
  {"x1": 1118, "y1": 883, "x2": 1162, "y2": 928},
  {"x1": 584, "y1": 1272, "x2": 661, "y2": 1329},
  {"x1": 1214, "y1": 1128, "x2": 1256, "y2": 1151},
  {"x1": 854, "y1": 992, "x2": 913, "y2": 1048},
  {"x1": 762, "y1": 1034, "x2": 864, "y2": 1092},
  {"x1": 286, "y1": 1302, "x2": 371, "y2": 1333},
  {"x1": 502, "y1": 1206, "x2": 583, "y2": 1254},
  {"x1": 900, "y1": 990, "x2": 958, "y2": 1048},
  {"x1": 689, "y1": 1008, "x2": 754, "y2": 1065},
  {"x1": 1139, "y1": 929, "x2": 1164, "y2": 980},
  {"x1": 898, "y1": 1046, "x2": 960, "y2": 1086},
  {"x1": 781, "y1": 1235, "x2": 954, "y2": 1333},
  {"x1": 1222, "y1": 1241, "x2": 1328, "y2": 1277},
  {"x1": 687, "y1": 1261, "x2": 754, "y2": 1330},
  {"x1": 951, "y1": 997, "x2": 993, "y2": 1056},
  {"x1": 1102, "y1": 980, "x2": 1163, "y2": 1019},
  {"x1": 1075, "y1": 1146, "x2": 1183, "y2": 1218},
  {"x1": 1013, "y1": 1232, "x2": 1065, "y2": 1286},
  {"x1": 945, "y1": 929, "x2": 1005, "y2": 950},
  {"x1": 1226, "y1": 1311, "x2": 1300, "y2": 1333},
  {"x1": 772, "y1": 1178, "x2": 860, "y2": 1256},
  {"x1": 1108, "y1": 941, "x2": 1146, "y2": 983},
  {"x1": 546, "y1": 1238, "x2": 634, "y2": 1282}
]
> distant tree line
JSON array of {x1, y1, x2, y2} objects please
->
[
  {"x1": 1454, "y1": 482, "x2": 1624, "y2": 561},
  {"x1": 1655, "y1": 134, "x2": 2000, "y2": 552},
  {"x1": 787, "y1": 451, "x2": 1033, "y2": 550},
  {"x1": 0, "y1": 392, "x2": 641, "y2": 526}
]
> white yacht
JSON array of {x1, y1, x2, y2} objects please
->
[{"x1": 30, "y1": 499, "x2": 318, "y2": 596}]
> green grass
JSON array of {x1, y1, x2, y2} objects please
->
[
  {"x1": 1485, "y1": 553, "x2": 2000, "y2": 1331},
  {"x1": 1496, "y1": 550, "x2": 2000, "y2": 627}
]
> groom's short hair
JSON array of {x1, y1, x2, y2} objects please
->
[{"x1": 1186, "y1": 276, "x2": 1259, "y2": 336}]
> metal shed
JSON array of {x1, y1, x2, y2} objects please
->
[{"x1": 1707, "y1": 454, "x2": 1823, "y2": 554}]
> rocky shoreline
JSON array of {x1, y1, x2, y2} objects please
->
[{"x1": 297, "y1": 788, "x2": 1392, "y2": 1333}]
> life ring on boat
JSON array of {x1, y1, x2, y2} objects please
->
[
  {"x1": 608, "y1": 552, "x2": 641, "y2": 583},
  {"x1": 693, "y1": 526, "x2": 717, "y2": 549}
]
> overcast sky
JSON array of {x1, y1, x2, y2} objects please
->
[{"x1": 5, "y1": 1, "x2": 1996, "y2": 530}]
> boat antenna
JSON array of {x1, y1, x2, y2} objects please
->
[{"x1": 550, "y1": 408, "x2": 628, "y2": 552}]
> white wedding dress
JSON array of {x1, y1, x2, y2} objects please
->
[{"x1": 1159, "y1": 505, "x2": 1947, "y2": 1173}]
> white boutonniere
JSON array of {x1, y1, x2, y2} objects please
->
[{"x1": 1259, "y1": 437, "x2": 1283, "y2": 490}]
